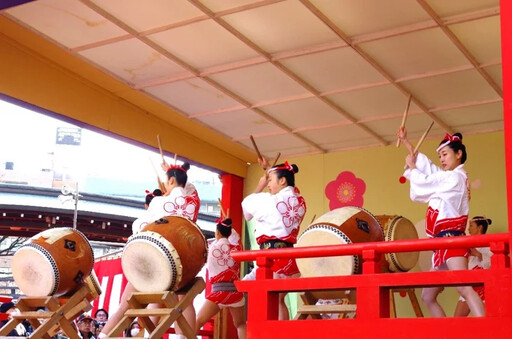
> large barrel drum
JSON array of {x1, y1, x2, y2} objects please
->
[
  {"x1": 12, "y1": 228, "x2": 94, "y2": 296},
  {"x1": 122, "y1": 216, "x2": 207, "y2": 292},
  {"x1": 296, "y1": 207, "x2": 383, "y2": 299}
]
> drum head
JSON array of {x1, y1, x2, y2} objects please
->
[
  {"x1": 296, "y1": 225, "x2": 357, "y2": 277},
  {"x1": 385, "y1": 217, "x2": 419, "y2": 272},
  {"x1": 122, "y1": 231, "x2": 182, "y2": 292},
  {"x1": 12, "y1": 246, "x2": 56, "y2": 296}
]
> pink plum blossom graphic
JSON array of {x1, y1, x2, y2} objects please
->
[{"x1": 325, "y1": 171, "x2": 366, "y2": 210}]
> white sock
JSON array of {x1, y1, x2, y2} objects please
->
[{"x1": 97, "y1": 333, "x2": 107, "y2": 339}]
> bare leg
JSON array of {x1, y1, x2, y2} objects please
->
[
  {"x1": 446, "y1": 257, "x2": 485, "y2": 317},
  {"x1": 229, "y1": 306, "x2": 247, "y2": 339},
  {"x1": 100, "y1": 282, "x2": 136, "y2": 336},
  {"x1": 421, "y1": 286, "x2": 445, "y2": 317},
  {"x1": 195, "y1": 299, "x2": 220, "y2": 333},
  {"x1": 453, "y1": 300, "x2": 470, "y2": 317},
  {"x1": 175, "y1": 294, "x2": 196, "y2": 336},
  {"x1": 278, "y1": 293, "x2": 289, "y2": 320}
]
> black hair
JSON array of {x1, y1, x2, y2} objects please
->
[
  {"x1": 94, "y1": 308, "x2": 108, "y2": 319},
  {"x1": 271, "y1": 163, "x2": 299, "y2": 187},
  {"x1": 439, "y1": 133, "x2": 467, "y2": 164},
  {"x1": 217, "y1": 218, "x2": 232, "y2": 237},
  {"x1": 471, "y1": 216, "x2": 492, "y2": 234},
  {"x1": 145, "y1": 189, "x2": 162, "y2": 205},
  {"x1": 166, "y1": 162, "x2": 190, "y2": 186}
]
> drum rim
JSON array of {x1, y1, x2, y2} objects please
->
[
  {"x1": 297, "y1": 224, "x2": 359, "y2": 275},
  {"x1": 124, "y1": 230, "x2": 182, "y2": 291},
  {"x1": 16, "y1": 244, "x2": 59, "y2": 295}
]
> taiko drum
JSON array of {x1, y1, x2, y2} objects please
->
[
  {"x1": 122, "y1": 215, "x2": 207, "y2": 292},
  {"x1": 12, "y1": 228, "x2": 94, "y2": 296}
]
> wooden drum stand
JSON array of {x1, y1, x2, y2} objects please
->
[
  {"x1": 106, "y1": 277, "x2": 205, "y2": 339},
  {"x1": 0, "y1": 278, "x2": 101, "y2": 339}
]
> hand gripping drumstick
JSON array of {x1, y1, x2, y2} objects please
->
[
  {"x1": 396, "y1": 95, "x2": 413, "y2": 147},
  {"x1": 400, "y1": 121, "x2": 435, "y2": 183}
]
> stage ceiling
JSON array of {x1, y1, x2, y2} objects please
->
[{"x1": 0, "y1": 0, "x2": 503, "y2": 177}]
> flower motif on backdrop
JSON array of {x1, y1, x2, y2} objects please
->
[{"x1": 325, "y1": 171, "x2": 366, "y2": 210}]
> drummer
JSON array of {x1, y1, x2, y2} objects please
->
[
  {"x1": 242, "y1": 157, "x2": 307, "y2": 320},
  {"x1": 195, "y1": 218, "x2": 246, "y2": 338},
  {"x1": 398, "y1": 127, "x2": 485, "y2": 317},
  {"x1": 99, "y1": 162, "x2": 200, "y2": 339}
]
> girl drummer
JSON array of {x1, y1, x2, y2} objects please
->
[
  {"x1": 196, "y1": 218, "x2": 246, "y2": 338},
  {"x1": 398, "y1": 127, "x2": 485, "y2": 317},
  {"x1": 242, "y1": 157, "x2": 307, "y2": 320},
  {"x1": 99, "y1": 162, "x2": 200, "y2": 339}
]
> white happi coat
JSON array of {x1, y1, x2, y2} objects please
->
[
  {"x1": 207, "y1": 230, "x2": 242, "y2": 283},
  {"x1": 403, "y1": 153, "x2": 469, "y2": 237},
  {"x1": 132, "y1": 182, "x2": 199, "y2": 234},
  {"x1": 242, "y1": 186, "x2": 306, "y2": 245}
]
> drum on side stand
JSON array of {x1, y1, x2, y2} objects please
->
[
  {"x1": 122, "y1": 215, "x2": 207, "y2": 293},
  {"x1": 296, "y1": 206, "x2": 383, "y2": 299},
  {"x1": 376, "y1": 215, "x2": 419, "y2": 273},
  {"x1": 12, "y1": 228, "x2": 94, "y2": 297}
]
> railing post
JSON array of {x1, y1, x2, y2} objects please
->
[
  {"x1": 248, "y1": 256, "x2": 279, "y2": 321},
  {"x1": 358, "y1": 250, "x2": 389, "y2": 319}
]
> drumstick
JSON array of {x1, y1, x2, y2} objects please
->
[
  {"x1": 403, "y1": 121, "x2": 435, "y2": 170},
  {"x1": 157, "y1": 134, "x2": 165, "y2": 164},
  {"x1": 218, "y1": 198, "x2": 227, "y2": 219},
  {"x1": 396, "y1": 95, "x2": 412, "y2": 147},
  {"x1": 227, "y1": 208, "x2": 230, "y2": 218},
  {"x1": 250, "y1": 135, "x2": 263, "y2": 161},
  {"x1": 272, "y1": 152, "x2": 281, "y2": 167},
  {"x1": 174, "y1": 153, "x2": 178, "y2": 166},
  {"x1": 149, "y1": 157, "x2": 167, "y2": 193},
  {"x1": 310, "y1": 214, "x2": 316, "y2": 224}
]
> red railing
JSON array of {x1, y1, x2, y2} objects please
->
[{"x1": 232, "y1": 233, "x2": 512, "y2": 338}]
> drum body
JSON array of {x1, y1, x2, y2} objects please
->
[
  {"x1": 296, "y1": 207, "x2": 383, "y2": 299},
  {"x1": 122, "y1": 216, "x2": 207, "y2": 293},
  {"x1": 376, "y1": 215, "x2": 419, "y2": 272},
  {"x1": 12, "y1": 228, "x2": 94, "y2": 297}
]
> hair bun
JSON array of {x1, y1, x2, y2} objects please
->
[
  {"x1": 291, "y1": 164, "x2": 299, "y2": 173},
  {"x1": 222, "y1": 218, "x2": 232, "y2": 226},
  {"x1": 181, "y1": 162, "x2": 190, "y2": 171},
  {"x1": 453, "y1": 132, "x2": 463, "y2": 140},
  {"x1": 487, "y1": 218, "x2": 492, "y2": 225}
]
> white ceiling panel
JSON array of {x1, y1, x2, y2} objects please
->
[
  {"x1": 208, "y1": 63, "x2": 309, "y2": 104},
  {"x1": 6, "y1": 0, "x2": 126, "y2": 48},
  {"x1": 195, "y1": 109, "x2": 284, "y2": 140},
  {"x1": 262, "y1": 97, "x2": 347, "y2": 130},
  {"x1": 426, "y1": 0, "x2": 499, "y2": 18},
  {"x1": 449, "y1": 16, "x2": 502, "y2": 65},
  {"x1": 360, "y1": 27, "x2": 470, "y2": 79},
  {"x1": 281, "y1": 47, "x2": 387, "y2": 93},
  {"x1": 326, "y1": 85, "x2": 418, "y2": 121},
  {"x1": 434, "y1": 102, "x2": 503, "y2": 128},
  {"x1": 90, "y1": 0, "x2": 204, "y2": 33},
  {"x1": 148, "y1": 19, "x2": 260, "y2": 70},
  {"x1": 222, "y1": 0, "x2": 339, "y2": 54},
  {"x1": 310, "y1": 0, "x2": 430, "y2": 37},
  {"x1": 78, "y1": 38, "x2": 189, "y2": 86},
  {"x1": 144, "y1": 78, "x2": 242, "y2": 116},
  {"x1": 484, "y1": 65, "x2": 503, "y2": 90},
  {"x1": 402, "y1": 69, "x2": 501, "y2": 109}
]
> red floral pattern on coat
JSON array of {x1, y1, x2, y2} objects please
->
[
  {"x1": 163, "y1": 195, "x2": 199, "y2": 222},
  {"x1": 325, "y1": 171, "x2": 366, "y2": 210},
  {"x1": 276, "y1": 195, "x2": 306, "y2": 228}
]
